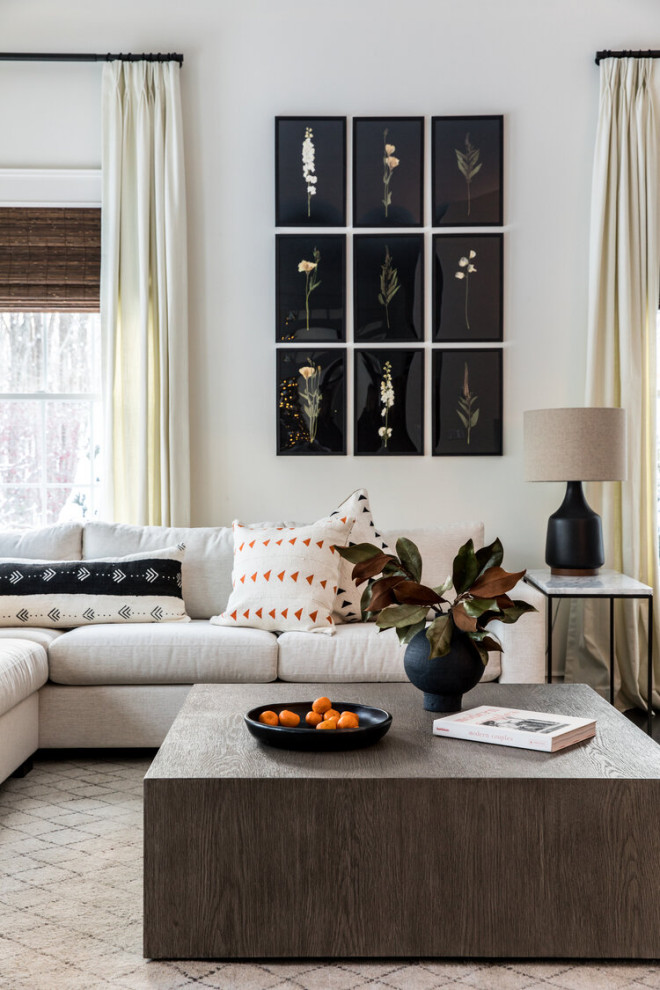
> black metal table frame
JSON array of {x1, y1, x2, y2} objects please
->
[{"x1": 529, "y1": 584, "x2": 654, "y2": 736}]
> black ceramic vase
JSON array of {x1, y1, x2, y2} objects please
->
[{"x1": 403, "y1": 625, "x2": 485, "y2": 712}]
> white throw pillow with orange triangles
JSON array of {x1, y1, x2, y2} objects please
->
[{"x1": 210, "y1": 515, "x2": 355, "y2": 635}]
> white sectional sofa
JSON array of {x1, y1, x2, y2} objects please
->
[{"x1": 0, "y1": 517, "x2": 546, "y2": 783}]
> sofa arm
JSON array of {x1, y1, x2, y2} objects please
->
[{"x1": 489, "y1": 579, "x2": 546, "y2": 684}]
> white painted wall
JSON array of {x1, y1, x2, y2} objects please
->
[{"x1": 2, "y1": 0, "x2": 659, "y2": 568}]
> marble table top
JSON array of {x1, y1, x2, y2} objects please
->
[{"x1": 525, "y1": 568, "x2": 653, "y2": 597}]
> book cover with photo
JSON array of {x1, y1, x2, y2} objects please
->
[{"x1": 432, "y1": 705, "x2": 596, "y2": 752}]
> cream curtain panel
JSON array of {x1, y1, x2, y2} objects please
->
[
  {"x1": 101, "y1": 60, "x2": 190, "y2": 526},
  {"x1": 566, "y1": 58, "x2": 660, "y2": 711}
]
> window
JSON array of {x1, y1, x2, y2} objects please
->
[{"x1": 0, "y1": 208, "x2": 101, "y2": 529}]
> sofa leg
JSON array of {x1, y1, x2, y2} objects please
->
[{"x1": 11, "y1": 757, "x2": 33, "y2": 778}]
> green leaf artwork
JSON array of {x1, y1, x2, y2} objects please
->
[
  {"x1": 456, "y1": 361, "x2": 479, "y2": 445},
  {"x1": 454, "y1": 133, "x2": 482, "y2": 217},
  {"x1": 378, "y1": 245, "x2": 400, "y2": 330}
]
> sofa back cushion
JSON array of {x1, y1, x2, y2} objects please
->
[
  {"x1": 382, "y1": 522, "x2": 485, "y2": 590},
  {"x1": 0, "y1": 523, "x2": 82, "y2": 561},
  {"x1": 83, "y1": 521, "x2": 291, "y2": 620}
]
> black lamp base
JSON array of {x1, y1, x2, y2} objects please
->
[{"x1": 545, "y1": 481, "x2": 604, "y2": 575}]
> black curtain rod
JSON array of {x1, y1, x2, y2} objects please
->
[
  {"x1": 0, "y1": 52, "x2": 183, "y2": 65},
  {"x1": 595, "y1": 49, "x2": 660, "y2": 65}
]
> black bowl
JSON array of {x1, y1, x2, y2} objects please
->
[{"x1": 244, "y1": 701, "x2": 393, "y2": 751}]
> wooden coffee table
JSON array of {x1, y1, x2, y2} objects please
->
[{"x1": 143, "y1": 681, "x2": 660, "y2": 959}]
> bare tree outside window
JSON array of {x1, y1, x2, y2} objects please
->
[{"x1": 0, "y1": 312, "x2": 101, "y2": 528}]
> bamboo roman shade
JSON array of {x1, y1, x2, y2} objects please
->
[{"x1": 0, "y1": 207, "x2": 101, "y2": 311}]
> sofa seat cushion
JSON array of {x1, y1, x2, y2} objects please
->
[
  {"x1": 47, "y1": 620, "x2": 278, "y2": 686},
  {"x1": 0, "y1": 638, "x2": 48, "y2": 717},
  {"x1": 0, "y1": 627, "x2": 64, "y2": 650},
  {"x1": 277, "y1": 622, "x2": 501, "y2": 683}
]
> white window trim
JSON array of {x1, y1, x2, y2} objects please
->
[{"x1": 0, "y1": 168, "x2": 101, "y2": 207}]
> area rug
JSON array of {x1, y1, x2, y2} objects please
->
[{"x1": 0, "y1": 753, "x2": 658, "y2": 990}]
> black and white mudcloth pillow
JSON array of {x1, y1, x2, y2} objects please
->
[
  {"x1": 0, "y1": 545, "x2": 190, "y2": 627},
  {"x1": 329, "y1": 489, "x2": 391, "y2": 623}
]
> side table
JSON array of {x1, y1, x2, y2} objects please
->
[{"x1": 524, "y1": 569, "x2": 654, "y2": 735}]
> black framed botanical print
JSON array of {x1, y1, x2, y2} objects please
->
[
  {"x1": 277, "y1": 348, "x2": 346, "y2": 455},
  {"x1": 432, "y1": 233, "x2": 503, "y2": 342},
  {"x1": 276, "y1": 235, "x2": 345, "y2": 342},
  {"x1": 354, "y1": 235, "x2": 423, "y2": 343},
  {"x1": 353, "y1": 117, "x2": 424, "y2": 227},
  {"x1": 275, "y1": 117, "x2": 346, "y2": 226},
  {"x1": 355, "y1": 348, "x2": 424, "y2": 455},
  {"x1": 432, "y1": 116, "x2": 503, "y2": 226},
  {"x1": 432, "y1": 348, "x2": 502, "y2": 455}
]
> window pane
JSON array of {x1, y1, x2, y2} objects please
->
[
  {"x1": 0, "y1": 400, "x2": 43, "y2": 484},
  {"x1": 47, "y1": 486, "x2": 94, "y2": 524},
  {"x1": 0, "y1": 486, "x2": 42, "y2": 529},
  {"x1": 46, "y1": 400, "x2": 92, "y2": 485},
  {"x1": 46, "y1": 312, "x2": 101, "y2": 394},
  {"x1": 0, "y1": 313, "x2": 44, "y2": 392}
]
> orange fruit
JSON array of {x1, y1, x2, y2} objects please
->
[
  {"x1": 312, "y1": 696, "x2": 332, "y2": 714},
  {"x1": 279, "y1": 709, "x2": 301, "y2": 727},
  {"x1": 324, "y1": 708, "x2": 340, "y2": 722},
  {"x1": 317, "y1": 717, "x2": 338, "y2": 730},
  {"x1": 337, "y1": 714, "x2": 359, "y2": 729},
  {"x1": 305, "y1": 710, "x2": 323, "y2": 727},
  {"x1": 340, "y1": 711, "x2": 359, "y2": 722},
  {"x1": 259, "y1": 710, "x2": 279, "y2": 726}
]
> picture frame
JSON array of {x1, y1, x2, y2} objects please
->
[
  {"x1": 354, "y1": 348, "x2": 424, "y2": 456},
  {"x1": 276, "y1": 234, "x2": 345, "y2": 342},
  {"x1": 354, "y1": 234, "x2": 424, "y2": 343},
  {"x1": 432, "y1": 233, "x2": 503, "y2": 342},
  {"x1": 432, "y1": 348, "x2": 502, "y2": 456},
  {"x1": 276, "y1": 348, "x2": 346, "y2": 455},
  {"x1": 353, "y1": 117, "x2": 424, "y2": 227},
  {"x1": 432, "y1": 115, "x2": 503, "y2": 227},
  {"x1": 275, "y1": 116, "x2": 346, "y2": 227}
]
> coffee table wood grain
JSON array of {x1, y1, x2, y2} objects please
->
[{"x1": 144, "y1": 682, "x2": 660, "y2": 959}]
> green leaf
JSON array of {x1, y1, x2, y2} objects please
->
[
  {"x1": 457, "y1": 410, "x2": 469, "y2": 428},
  {"x1": 452, "y1": 539, "x2": 480, "y2": 595},
  {"x1": 376, "y1": 603, "x2": 428, "y2": 630},
  {"x1": 462, "y1": 597, "x2": 499, "y2": 618},
  {"x1": 396, "y1": 618, "x2": 427, "y2": 646},
  {"x1": 334, "y1": 543, "x2": 383, "y2": 564},
  {"x1": 470, "y1": 409, "x2": 480, "y2": 427},
  {"x1": 470, "y1": 162, "x2": 483, "y2": 178},
  {"x1": 497, "y1": 600, "x2": 538, "y2": 623},
  {"x1": 471, "y1": 641, "x2": 489, "y2": 666},
  {"x1": 378, "y1": 293, "x2": 385, "y2": 306},
  {"x1": 474, "y1": 538, "x2": 504, "y2": 578},
  {"x1": 360, "y1": 583, "x2": 374, "y2": 619},
  {"x1": 425, "y1": 614, "x2": 453, "y2": 658},
  {"x1": 470, "y1": 629, "x2": 502, "y2": 652},
  {"x1": 433, "y1": 576, "x2": 453, "y2": 597},
  {"x1": 396, "y1": 537, "x2": 422, "y2": 583}
]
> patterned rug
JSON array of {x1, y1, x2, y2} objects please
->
[{"x1": 1, "y1": 752, "x2": 659, "y2": 990}]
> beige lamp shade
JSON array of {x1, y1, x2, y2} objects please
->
[{"x1": 524, "y1": 407, "x2": 627, "y2": 482}]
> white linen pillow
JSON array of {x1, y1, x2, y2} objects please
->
[
  {"x1": 211, "y1": 515, "x2": 354, "y2": 635},
  {"x1": 329, "y1": 488, "x2": 391, "y2": 622},
  {"x1": 0, "y1": 546, "x2": 189, "y2": 628}
]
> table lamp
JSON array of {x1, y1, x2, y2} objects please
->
[{"x1": 523, "y1": 407, "x2": 626, "y2": 575}]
